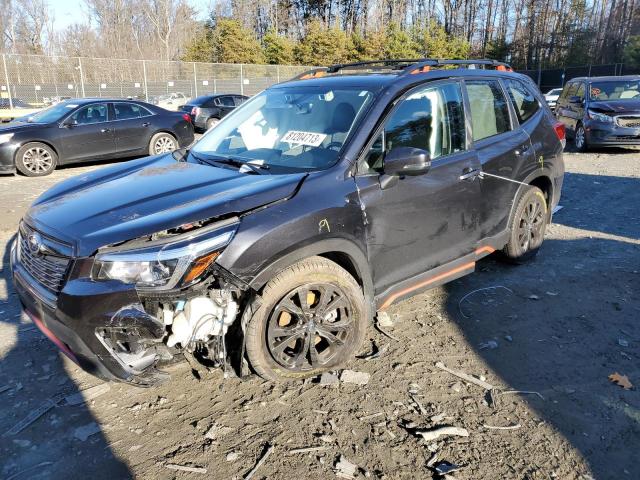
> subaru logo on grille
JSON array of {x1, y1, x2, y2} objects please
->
[{"x1": 27, "y1": 232, "x2": 43, "y2": 255}]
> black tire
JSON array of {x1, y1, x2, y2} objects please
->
[
  {"x1": 15, "y1": 142, "x2": 58, "y2": 177},
  {"x1": 148, "y1": 132, "x2": 177, "y2": 156},
  {"x1": 574, "y1": 123, "x2": 589, "y2": 152},
  {"x1": 245, "y1": 256, "x2": 367, "y2": 381},
  {"x1": 206, "y1": 117, "x2": 220, "y2": 130},
  {"x1": 502, "y1": 186, "x2": 548, "y2": 263}
]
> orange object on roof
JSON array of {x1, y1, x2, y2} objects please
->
[
  {"x1": 299, "y1": 71, "x2": 326, "y2": 80},
  {"x1": 410, "y1": 66, "x2": 431, "y2": 74}
]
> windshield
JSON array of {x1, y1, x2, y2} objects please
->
[
  {"x1": 589, "y1": 80, "x2": 640, "y2": 101},
  {"x1": 25, "y1": 101, "x2": 80, "y2": 123},
  {"x1": 190, "y1": 86, "x2": 374, "y2": 172}
]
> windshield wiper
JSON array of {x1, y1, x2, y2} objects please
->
[{"x1": 189, "y1": 151, "x2": 270, "y2": 175}]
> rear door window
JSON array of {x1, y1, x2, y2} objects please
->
[
  {"x1": 114, "y1": 102, "x2": 143, "y2": 120},
  {"x1": 504, "y1": 79, "x2": 540, "y2": 124},
  {"x1": 218, "y1": 96, "x2": 235, "y2": 107},
  {"x1": 465, "y1": 80, "x2": 512, "y2": 142}
]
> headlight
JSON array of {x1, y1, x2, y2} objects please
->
[
  {"x1": 92, "y1": 220, "x2": 238, "y2": 290},
  {"x1": 587, "y1": 110, "x2": 613, "y2": 123},
  {"x1": 0, "y1": 133, "x2": 14, "y2": 144}
]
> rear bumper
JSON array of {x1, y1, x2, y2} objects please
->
[{"x1": 11, "y1": 242, "x2": 170, "y2": 387}]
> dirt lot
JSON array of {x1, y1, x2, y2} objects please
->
[{"x1": 0, "y1": 150, "x2": 638, "y2": 480}]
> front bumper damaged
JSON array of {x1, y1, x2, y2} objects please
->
[{"x1": 12, "y1": 245, "x2": 172, "y2": 386}]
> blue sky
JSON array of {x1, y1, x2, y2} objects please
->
[{"x1": 48, "y1": 0, "x2": 212, "y2": 30}]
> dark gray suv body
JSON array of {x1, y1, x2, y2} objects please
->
[{"x1": 11, "y1": 59, "x2": 566, "y2": 387}]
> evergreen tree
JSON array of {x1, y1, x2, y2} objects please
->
[{"x1": 263, "y1": 30, "x2": 296, "y2": 65}]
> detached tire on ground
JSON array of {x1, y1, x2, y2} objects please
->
[
  {"x1": 148, "y1": 132, "x2": 177, "y2": 156},
  {"x1": 15, "y1": 142, "x2": 58, "y2": 177},
  {"x1": 245, "y1": 256, "x2": 367, "y2": 381},
  {"x1": 502, "y1": 186, "x2": 549, "y2": 263}
]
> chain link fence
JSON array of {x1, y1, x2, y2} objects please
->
[
  {"x1": 0, "y1": 53, "x2": 311, "y2": 111},
  {"x1": 518, "y1": 63, "x2": 640, "y2": 94}
]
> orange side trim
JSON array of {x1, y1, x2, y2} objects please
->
[
  {"x1": 379, "y1": 261, "x2": 475, "y2": 310},
  {"x1": 474, "y1": 246, "x2": 496, "y2": 256}
]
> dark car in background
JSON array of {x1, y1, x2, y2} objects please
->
[
  {"x1": 0, "y1": 98, "x2": 194, "y2": 176},
  {"x1": 555, "y1": 75, "x2": 640, "y2": 151},
  {"x1": 180, "y1": 94, "x2": 248, "y2": 131}
]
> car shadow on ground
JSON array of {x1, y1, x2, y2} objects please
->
[
  {"x1": 441, "y1": 170, "x2": 640, "y2": 478},
  {"x1": 0, "y1": 235, "x2": 132, "y2": 480}
]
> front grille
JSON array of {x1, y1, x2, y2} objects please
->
[
  {"x1": 616, "y1": 116, "x2": 640, "y2": 128},
  {"x1": 18, "y1": 226, "x2": 71, "y2": 295}
]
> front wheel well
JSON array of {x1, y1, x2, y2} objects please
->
[
  {"x1": 14, "y1": 140, "x2": 59, "y2": 163},
  {"x1": 319, "y1": 251, "x2": 363, "y2": 290}
]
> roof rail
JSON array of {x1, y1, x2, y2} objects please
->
[
  {"x1": 292, "y1": 58, "x2": 513, "y2": 81},
  {"x1": 403, "y1": 59, "x2": 513, "y2": 75}
]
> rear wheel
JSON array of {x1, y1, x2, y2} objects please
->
[
  {"x1": 574, "y1": 123, "x2": 588, "y2": 152},
  {"x1": 206, "y1": 117, "x2": 220, "y2": 130},
  {"x1": 502, "y1": 186, "x2": 548, "y2": 263},
  {"x1": 15, "y1": 142, "x2": 58, "y2": 177},
  {"x1": 148, "y1": 132, "x2": 177, "y2": 156},
  {"x1": 245, "y1": 257, "x2": 367, "y2": 381}
]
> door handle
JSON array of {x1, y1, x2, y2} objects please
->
[
  {"x1": 142, "y1": 122, "x2": 150, "y2": 127},
  {"x1": 101, "y1": 128, "x2": 111, "y2": 133},
  {"x1": 514, "y1": 144, "x2": 530, "y2": 155},
  {"x1": 459, "y1": 168, "x2": 480, "y2": 181}
]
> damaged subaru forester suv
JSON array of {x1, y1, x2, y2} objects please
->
[{"x1": 11, "y1": 59, "x2": 565, "y2": 386}]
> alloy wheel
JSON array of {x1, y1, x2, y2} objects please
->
[
  {"x1": 517, "y1": 196, "x2": 545, "y2": 252},
  {"x1": 22, "y1": 147, "x2": 53, "y2": 174},
  {"x1": 575, "y1": 126, "x2": 585, "y2": 149},
  {"x1": 154, "y1": 136, "x2": 176, "y2": 154},
  {"x1": 267, "y1": 283, "x2": 354, "y2": 372}
]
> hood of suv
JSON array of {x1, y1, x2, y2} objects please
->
[
  {"x1": 26, "y1": 155, "x2": 306, "y2": 256},
  {"x1": 589, "y1": 99, "x2": 640, "y2": 115}
]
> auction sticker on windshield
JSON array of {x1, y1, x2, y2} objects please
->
[{"x1": 282, "y1": 131, "x2": 327, "y2": 147}]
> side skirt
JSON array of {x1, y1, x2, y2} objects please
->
[{"x1": 375, "y1": 232, "x2": 508, "y2": 311}]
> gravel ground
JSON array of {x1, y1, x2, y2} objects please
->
[{"x1": 0, "y1": 149, "x2": 638, "y2": 480}]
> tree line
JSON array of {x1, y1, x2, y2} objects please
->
[{"x1": 1, "y1": 0, "x2": 639, "y2": 69}]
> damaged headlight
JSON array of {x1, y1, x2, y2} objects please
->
[
  {"x1": 92, "y1": 219, "x2": 238, "y2": 290},
  {"x1": 587, "y1": 109, "x2": 613, "y2": 123}
]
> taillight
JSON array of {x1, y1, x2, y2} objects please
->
[
  {"x1": 182, "y1": 113, "x2": 191, "y2": 123},
  {"x1": 191, "y1": 107, "x2": 200, "y2": 116},
  {"x1": 553, "y1": 121, "x2": 566, "y2": 148}
]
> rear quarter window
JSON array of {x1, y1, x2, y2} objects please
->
[{"x1": 505, "y1": 79, "x2": 540, "y2": 124}]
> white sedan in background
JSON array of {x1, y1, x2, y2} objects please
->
[{"x1": 544, "y1": 88, "x2": 563, "y2": 110}]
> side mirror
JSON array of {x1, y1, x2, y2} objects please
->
[
  {"x1": 61, "y1": 120, "x2": 75, "y2": 128},
  {"x1": 568, "y1": 95, "x2": 583, "y2": 105},
  {"x1": 384, "y1": 147, "x2": 431, "y2": 176}
]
